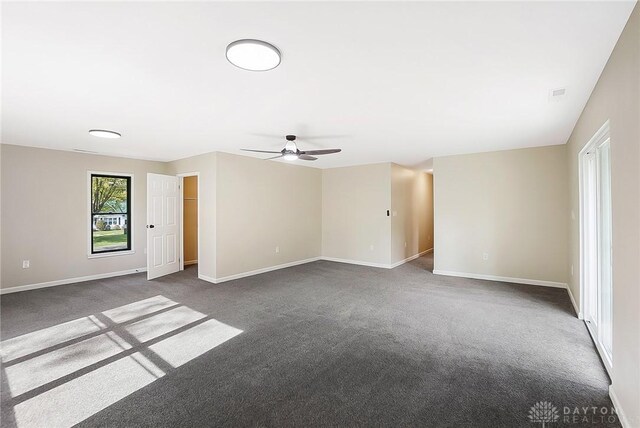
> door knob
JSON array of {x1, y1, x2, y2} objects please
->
[{"x1": 146, "y1": 225, "x2": 155, "y2": 228}]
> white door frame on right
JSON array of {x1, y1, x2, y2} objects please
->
[{"x1": 578, "y1": 120, "x2": 613, "y2": 374}]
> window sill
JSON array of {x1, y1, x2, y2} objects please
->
[{"x1": 88, "y1": 250, "x2": 135, "y2": 259}]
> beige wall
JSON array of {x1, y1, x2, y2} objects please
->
[
  {"x1": 183, "y1": 175, "x2": 198, "y2": 264},
  {"x1": 322, "y1": 163, "x2": 392, "y2": 266},
  {"x1": 566, "y1": 4, "x2": 639, "y2": 422},
  {"x1": 0, "y1": 144, "x2": 168, "y2": 289},
  {"x1": 433, "y1": 145, "x2": 569, "y2": 284},
  {"x1": 215, "y1": 152, "x2": 322, "y2": 279},
  {"x1": 166, "y1": 152, "x2": 217, "y2": 280},
  {"x1": 390, "y1": 164, "x2": 433, "y2": 265},
  {"x1": 0, "y1": 147, "x2": 322, "y2": 287}
]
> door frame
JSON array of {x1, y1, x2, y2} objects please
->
[
  {"x1": 578, "y1": 120, "x2": 612, "y2": 374},
  {"x1": 177, "y1": 172, "x2": 200, "y2": 273}
]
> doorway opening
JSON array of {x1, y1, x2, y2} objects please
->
[
  {"x1": 579, "y1": 120, "x2": 613, "y2": 373},
  {"x1": 180, "y1": 174, "x2": 199, "y2": 275}
]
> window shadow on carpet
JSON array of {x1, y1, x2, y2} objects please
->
[{"x1": 0, "y1": 295, "x2": 242, "y2": 428}]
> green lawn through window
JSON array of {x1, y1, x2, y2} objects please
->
[{"x1": 93, "y1": 230, "x2": 128, "y2": 251}]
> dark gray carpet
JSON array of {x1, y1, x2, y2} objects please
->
[{"x1": 1, "y1": 254, "x2": 617, "y2": 427}]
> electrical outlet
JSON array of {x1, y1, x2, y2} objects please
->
[
  {"x1": 404, "y1": 242, "x2": 407, "y2": 248},
  {"x1": 22, "y1": 260, "x2": 30, "y2": 269},
  {"x1": 275, "y1": 246, "x2": 280, "y2": 254},
  {"x1": 482, "y1": 253, "x2": 489, "y2": 261},
  {"x1": 392, "y1": 211, "x2": 397, "y2": 217},
  {"x1": 369, "y1": 244, "x2": 374, "y2": 251}
]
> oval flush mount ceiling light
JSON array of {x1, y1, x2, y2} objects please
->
[
  {"x1": 89, "y1": 129, "x2": 121, "y2": 139},
  {"x1": 226, "y1": 39, "x2": 281, "y2": 71}
]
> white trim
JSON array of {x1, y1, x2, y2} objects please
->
[
  {"x1": 198, "y1": 273, "x2": 216, "y2": 284},
  {"x1": 87, "y1": 171, "x2": 135, "y2": 258},
  {"x1": 322, "y1": 250, "x2": 432, "y2": 270},
  {"x1": 198, "y1": 251, "x2": 433, "y2": 284},
  {"x1": 584, "y1": 318, "x2": 613, "y2": 376},
  {"x1": 432, "y1": 270, "x2": 567, "y2": 288},
  {"x1": 609, "y1": 385, "x2": 630, "y2": 428},
  {"x1": 6, "y1": 250, "x2": 431, "y2": 294},
  {"x1": 0, "y1": 268, "x2": 147, "y2": 295},
  {"x1": 567, "y1": 284, "x2": 582, "y2": 319},
  {"x1": 87, "y1": 250, "x2": 136, "y2": 259},
  {"x1": 320, "y1": 257, "x2": 390, "y2": 269},
  {"x1": 389, "y1": 249, "x2": 432, "y2": 268},
  {"x1": 202, "y1": 258, "x2": 321, "y2": 284},
  {"x1": 578, "y1": 120, "x2": 614, "y2": 374}
]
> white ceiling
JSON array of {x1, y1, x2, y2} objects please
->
[{"x1": 2, "y1": 1, "x2": 635, "y2": 168}]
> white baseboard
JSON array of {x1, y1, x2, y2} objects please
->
[
  {"x1": 203, "y1": 257, "x2": 322, "y2": 284},
  {"x1": 322, "y1": 249, "x2": 431, "y2": 270},
  {"x1": 432, "y1": 270, "x2": 567, "y2": 289},
  {"x1": 389, "y1": 249, "x2": 432, "y2": 268},
  {"x1": 320, "y1": 257, "x2": 390, "y2": 269},
  {"x1": 609, "y1": 385, "x2": 630, "y2": 428},
  {"x1": 0, "y1": 267, "x2": 147, "y2": 295},
  {"x1": 2, "y1": 250, "x2": 431, "y2": 293},
  {"x1": 198, "y1": 273, "x2": 217, "y2": 284},
  {"x1": 566, "y1": 285, "x2": 582, "y2": 319},
  {"x1": 199, "y1": 251, "x2": 432, "y2": 285}
]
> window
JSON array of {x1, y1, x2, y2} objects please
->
[{"x1": 90, "y1": 174, "x2": 131, "y2": 254}]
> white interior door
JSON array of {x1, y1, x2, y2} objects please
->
[{"x1": 147, "y1": 173, "x2": 180, "y2": 280}]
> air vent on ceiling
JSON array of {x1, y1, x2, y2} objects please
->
[{"x1": 549, "y1": 87, "x2": 567, "y2": 102}]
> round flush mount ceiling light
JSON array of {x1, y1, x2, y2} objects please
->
[
  {"x1": 226, "y1": 39, "x2": 281, "y2": 71},
  {"x1": 283, "y1": 153, "x2": 298, "y2": 161},
  {"x1": 89, "y1": 129, "x2": 121, "y2": 139}
]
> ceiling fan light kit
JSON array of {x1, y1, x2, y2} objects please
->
[{"x1": 241, "y1": 135, "x2": 342, "y2": 162}]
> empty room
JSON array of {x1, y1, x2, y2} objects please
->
[{"x1": 1, "y1": 1, "x2": 639, "y2": 427}]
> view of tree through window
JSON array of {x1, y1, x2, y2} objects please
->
[{"x1": 91, "y1": 174, "x2": 131, "y2": 253}]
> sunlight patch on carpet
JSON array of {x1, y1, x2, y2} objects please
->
[{"x1": 1, "y1": 296, "x2": 242, "y2": 428}]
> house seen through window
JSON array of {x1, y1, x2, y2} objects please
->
[{"x1": 91, "y1": 174, "x2": 131, "y2": 254}]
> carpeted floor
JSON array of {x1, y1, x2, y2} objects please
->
[{"x1": 1, "y1": 254, "x2": 617, "y2": 427}]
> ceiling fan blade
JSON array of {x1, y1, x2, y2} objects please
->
[
  {"x1": 300, "y1": 149, "x2": 342, "y2": 156},
  {"x1": 298, "y1": 154, "x2": 318, "y2": 161},
  {"x1": 264, "y1": 155, "x2": 285, "y2": 160},
  {"x1": 241, "y1": 149, "x2": 282, "y2": 154}
]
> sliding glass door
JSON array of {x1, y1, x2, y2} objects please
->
[{"x1": 580, "y1": 122, "x2": 613, "y2": 370}]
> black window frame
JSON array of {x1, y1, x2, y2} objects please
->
[{"x1": 90, "y1": 174, "x2": 132, "y2": 254}]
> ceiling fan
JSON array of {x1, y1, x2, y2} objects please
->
[{"x1": 241, "y1": 135, "x2": 341, "y2": 161}]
